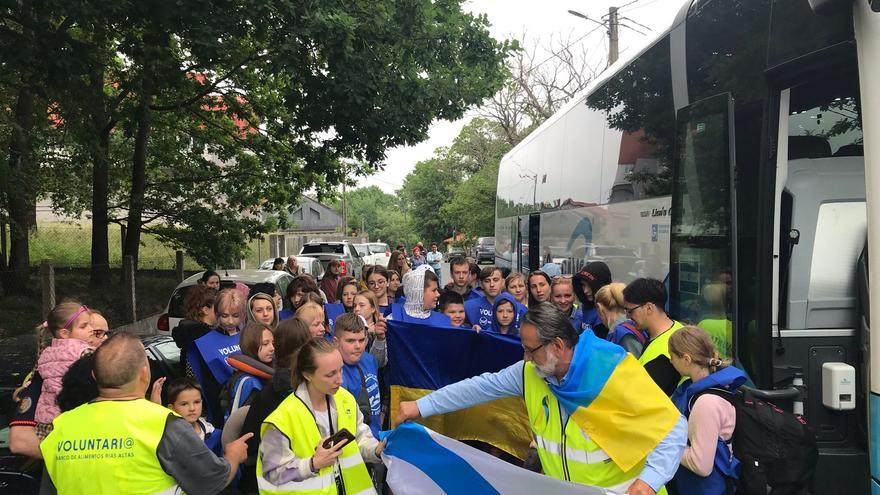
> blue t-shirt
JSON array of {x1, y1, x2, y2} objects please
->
[{"x1": 341, "y1": 353, "x2": 381, "y2": 437}]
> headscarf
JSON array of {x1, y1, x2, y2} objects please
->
[{"x1": 402, "y1": 265, "x2": 435, "y2": 319}]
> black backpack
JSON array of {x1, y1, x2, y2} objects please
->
[{"x1": 693, "y1": 388, "x2": 818, "y2": 495}]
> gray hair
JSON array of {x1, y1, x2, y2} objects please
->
[{"x1": 522, "y1": 302, "x2": 579, "y2": 348}]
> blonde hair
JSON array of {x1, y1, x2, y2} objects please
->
[
  {"x1": 668, "y1": 325, "x2": 727, "y2": 372},
  {"x1": 505, "y1": 272, "x2": 525, "y2": 288},
  {"x1": 594, "y1": 282, "x2": 626, "y2": 311},
  {"x1": 215, "y1": 288, "x2": 245, "y2": 317},
  {"x1": 295, "y1": 302, "x2": 324, "y2": 323}
]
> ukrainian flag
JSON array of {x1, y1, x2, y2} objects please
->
[{"x1": 386, "y1": 320, "x2": 532, "y2": 460}]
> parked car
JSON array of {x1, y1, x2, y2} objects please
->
[
  {"x1": 472, "y1": 236, "x2": 496, "y2": 264},
  {"x1": 299, "y1": 241, "x2": 364, "y2": 280},
  {"x1": 157, "y1": 269, "x2": 295, "y2": 334},
  {"x1": 447, "y1": 246, "x2": 466, "y2": 259},
  {"x1": 258, "y1": 256, "x2": 325, "y2": 280},
  {"x1": 354, "y1": 242, "x2": 391, "y2": 267}
]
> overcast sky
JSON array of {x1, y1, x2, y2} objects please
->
[{"x1": 362, "y1": 0, "x2": 680, "y2": 193}]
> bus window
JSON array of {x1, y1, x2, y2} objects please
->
[
  {"x1": 669, "y1": 93, "x2": 734, "y2": 359},
  {"x1": 587, "y1": 36, "x2": 675, "y2": 204}
]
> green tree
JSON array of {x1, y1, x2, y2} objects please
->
[
  {"x1": 399, "y1": 158, "x2": 462, "y2": 243},
  {"x1": 3, "y1": 0, "x2": 514, "y2": 283},
  {"x1": 441, "y1": 160, "x2": 499, "y2": 236}
]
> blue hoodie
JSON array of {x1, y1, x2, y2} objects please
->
[
  {"x1": 490, "y1": 292, "x2": 524, "y2": 337},
  {"x1": 465, "y1": 291, "x2": 527, "y2": 332}
]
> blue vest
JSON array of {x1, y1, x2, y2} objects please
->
[
  {"x1": 325, "y1": 303, "x2": 346, "y2": 324},
  {"x1": 341, "y1": 353, "x2": 381, "y2": 437},
  {"x1": 671, "y1": 366, "x2": 746, "y2": 495},
  {"x1": 578, "y1": 307, "x2": 602, "y2": 333},
  {"x1": 607, "y1": 319, "x2": 647, "y2": 346},
  {"x1": 187, "y1": 330, "x2": 240, "y2": 387},
  {"x1": 229, "y1": 373, "x2": 263, "y2": 413},
  {"x1": 203, "y1": 423, "x2": 223, "y2": 456},
  {"x1": 278, "y1": 308, "x2": 294, "y2": 321}
]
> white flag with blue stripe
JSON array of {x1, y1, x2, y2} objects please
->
[{"x1": 380, "y1": 423, "x2": 620, "y2": 495}]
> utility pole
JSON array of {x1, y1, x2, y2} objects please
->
[
  {"x1": 607, "y1": 6, "x2": 619, "y2": 66},
  {"x1": 341, "y1": 171, "x2": 347, "y2": 235}
]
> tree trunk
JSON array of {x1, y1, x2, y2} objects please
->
[
  {"x1": 122, "y1": 77, "x2": 154, "y2": 272},
  {"x1": 89, "y1": 71, "x2": 112, "y2": 287},
  {"x1": 1, "y1": 87, "x2": 37, "y2": 295}
]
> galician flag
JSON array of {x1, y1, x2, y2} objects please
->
[{"x1": 380, "y1": 422, "x2": 620, "y2": 495}]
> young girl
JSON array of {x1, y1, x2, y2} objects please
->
[
  {"x1": 187, "y1": 288, "x2": 244, "y2": 425},
  {"x1": 505, "y1": 273, "x2": 528, "y2": 307},
  {"x1": 367, "y1": 267, "x2": 392, "y2": 315},
  {"x1": 225, "y1": 323, "x2": 275, "y2": 416},
  {"x1": 335, "y1": 276, "x2": 358, "y2": 312},
  {"x1": 595, "y1": 283, "x2": 648, "y2": 358},
  {"x1": 280, "y1": 276, "x2": 323, "y2": 320},
  {"x1": 163, "y1": 377, "x2": 223, "y2": 455},
  {"x1": 387, "y1": 250, "x2": 410, "y2": 278},
  {"x1": 353, "y1": 290, "x2": 388, "y2": 367},
  {"x1": 257, "y1": 339, "x2": 383, "y2": 492},
  {"x1": 491, "y1": 294, "x2": 520, "y2": 337},
  {"x1": 388, "y1": 271, "x2": 404, "y2": 303},
  {"x1": 669, "y1": 326, "x2": 746, "y2": 495},
  {"x1": 527, "y1": 270, "x2": 552, "y2": 306},
  {"x1": 247, "y1": 292, "x2": 278, "y2": 328},
  {"x1": 35, "y1": 302, "x2": 96, "y2": 433}
]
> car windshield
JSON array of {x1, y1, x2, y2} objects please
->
[
  {"x1": 368, "y1": 243, "x2": 388, "y2": 254},
  {"x1": 354, "y1": 245, "x2": 370, "y2": 257},
  {"x1": 301, "y1": 244, "x2": 345, "y2": 254}
]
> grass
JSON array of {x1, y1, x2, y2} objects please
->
[
  {"x1": 0, "y1": 268, "x2": 186, "y2": 338},
  {"x1": 25, "y1": 222, "x2": 271, "y2": 270},
  {"x1": 26, "y1": 222, "x2": 203, "y2": 270}
]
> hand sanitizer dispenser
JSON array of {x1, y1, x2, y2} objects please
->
[{"x1": 822, "y1": 362, "x2": 856, "y2": 410}]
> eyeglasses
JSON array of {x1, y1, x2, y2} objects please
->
[
  {"x1": 624, "y1": 303, "x2": 646, "y2": 316},
  {"x1": 92, "y1": 329, "x2": 109, "y2": 339},
  {"x1": 522, "y1": 341, "x2": 547, "y2": 356}
]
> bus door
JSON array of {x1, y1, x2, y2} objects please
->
[
  {"x1": 669, "y1": 92, "x2": 737, "y2": 361},
  {"x1": 528, "y1": 213, "x2": 540, "y2": 272},
  {"x1": 772, "y1": 70, "x2": 868, "y2": 490}
]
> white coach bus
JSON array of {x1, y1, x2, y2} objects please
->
[{"x1": 494, "y1": 0, "x2": 880, "y2": 492}]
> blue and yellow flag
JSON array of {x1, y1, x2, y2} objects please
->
[
  {"x1": 548, "y1": 330, "x2": 681, "y2": 472},
  {"x1": 386, "y1": 320, "x2": 532, "y2": 459}
]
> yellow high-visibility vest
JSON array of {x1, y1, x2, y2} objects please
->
[
  {"x1": 41, "y1": 399, "x2": 180, "y2": 495},
  {"x1": 258, "y1": 388, "x2": 375, "y2": 495},
  {"x1": 523, "y1": 361, "x2": 668, "y2": 494}
]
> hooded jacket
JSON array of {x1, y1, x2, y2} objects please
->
[
  {"x1": 573, "y1": 261, "x2": 612, "y2": 337},
  {"x1": 246, "y1": 292, "x2": 279, "y2": 327},
  {"x1": 465, "y1": 290, "x2": 527, "y2": 333},
  {"x1": 490, "y1": 292, "x2": 524, "y2": 337}
]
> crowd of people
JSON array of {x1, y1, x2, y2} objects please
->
[{"x1": 9, "y1": 242, "x2": 745, "y2": 495}]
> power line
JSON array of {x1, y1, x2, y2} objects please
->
[
  {"x1": 530, "y1": 24, "x2": 605, "y2": 72},
  {"x1": 620, "y1": 0, "x2": 662, "y2": 13},
  {"x1": 617, "y1": 0, "x2": 645, "y2": 10}
]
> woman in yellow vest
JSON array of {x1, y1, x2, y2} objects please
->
[{"x1": 258, "y1": 338, "x2": 384, "y2": 495}]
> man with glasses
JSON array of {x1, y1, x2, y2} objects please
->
[
  {"x1": 623, "y1": 278, "x2": 684, "y2": 396},
  {"x1": 396, "y1": 303, "x2": 686, "y2": 495}
]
